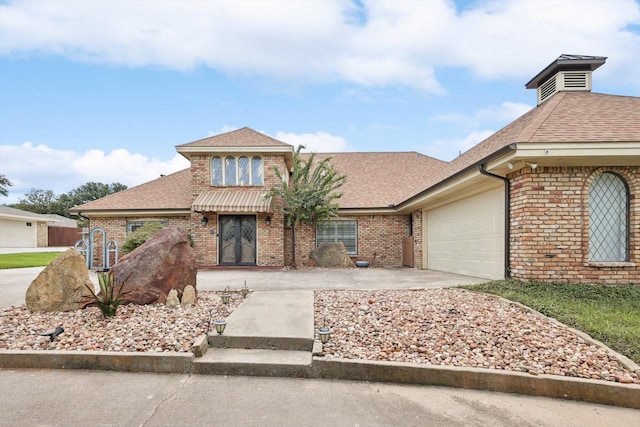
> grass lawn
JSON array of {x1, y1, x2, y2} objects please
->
[
  {"x1": 460, "y1": 280, "x2": 640, "y2": 364},
  {"x1": 0, "y1": 252, "x2": 63, "y2": 269}
]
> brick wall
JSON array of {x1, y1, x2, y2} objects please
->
[
  {"x1": 88, "y1": 216, "x2": 190, "y2": 267},
  {"x1": 509, "y1": 166, "x2": 639, "y2": 284},
  {"x1": 284, "y1": 215, "x2": 410, "y2": 267},
  {"x1": 189, "y1": 154, "x2": 287, "y2": 267},
  {"x1": 411, "y1": 210, "x2": 424, "y2": 269}
]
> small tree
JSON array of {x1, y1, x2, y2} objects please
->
[{"x1": 265, "y1": 145, "x2": 347, "y2": 267}]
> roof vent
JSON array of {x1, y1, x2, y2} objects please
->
[{"x1": 526, "y1": 54, "x2": 606, "y2": 105}]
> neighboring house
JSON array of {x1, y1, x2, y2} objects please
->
[
  {"x1": 69, "y1": 55, "x2": 640, "y2": 284},
  {"x1": 0, "y1": 206, "x2": 57, "y2": 248}
]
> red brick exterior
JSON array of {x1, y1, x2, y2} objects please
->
[
  {"x1": 283, "y1": 215, "x2": 410, "y2": 267},
  {"x1": 509, "y1": 166, "x2": 639, "y2": 284},
  {"x1": 411, "y1": 210, "x2": 424, "y2": 269}
]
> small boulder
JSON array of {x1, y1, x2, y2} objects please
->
[
  {"x1": 166, "y1": 289, "x2": 180, "y2": 307},
  {"x1": 309, "y1": 242, "x2": 355, "y2": 268},
  {"x1": 25, "y1": 248, "x2": 94, "y2": 312},
  {"x1": 112, "y1": 227, "x2": 197, "y2": 305},
  {"x1": 181, "y1": 285, "x2": 197, "y2": 307}
]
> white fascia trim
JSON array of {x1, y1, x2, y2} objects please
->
[
  {"x1": 516, "y1": 142, "x2": 640, "y2": 159},
  {"x1": 0, "y1": 213, "x2": 50, "y2": 222}
]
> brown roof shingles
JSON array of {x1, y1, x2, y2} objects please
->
[
  {"x1": 69, "y1": 169, "x2": 191, "y2": 213},
  {"x1": 176, "y1": 127, "x2": 292, "y2": 149},
  {"x1": 73, "y1": 91, "x2": 639, "y2": 214}
]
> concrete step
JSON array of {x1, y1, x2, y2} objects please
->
[
  {"x1": 192, "y1": 348, "x2": 312, "y2": 377},
  {"x1": 208, "y1": 290, "x2": 315, "y2": 351}
]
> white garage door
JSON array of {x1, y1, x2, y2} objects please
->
[
  {"x1": 0, "y1": 219, "x2": 38, "y2": 247},
  {"x1": 426, "y1": 187, "x2": 505, "y2": 279}
]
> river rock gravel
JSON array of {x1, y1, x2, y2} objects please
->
[
  {"x1": 0, "y1": 291, "x2": 245, "y2": 353},
  {"x1": 314, "y1": 289, "x2": 639, "y2": 384},
  {"x1": 1, "y1": 288, "x2": 638, "y2": 384}
]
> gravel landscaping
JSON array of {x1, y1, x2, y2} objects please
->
[{"x1": 1, "y1": 288, "x2": 638, "y2": 384}]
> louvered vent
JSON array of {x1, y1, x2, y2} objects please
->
[
  {"x1": 563, "y1": 71, "x2": 588, "y2": 88},
  {"x1": 537, "y1": 71, "x2": 592, "y2": 104},
  {"x1": 538, "y1": 75, "x2": 557, "y2": 104}
]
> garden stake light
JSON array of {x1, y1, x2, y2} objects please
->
[
  {"x1": 221, "y1": 285, "x2": 231, "y2": 305},
  {"x1": 241, "y1": 281, "x2": 250, "y2": 298},
  {"x1": 214, "y1": 319, "x2": 227, "y2": 335},
  {"x1": 318, "y1": 318, "x2": 331, "y2": 344}
]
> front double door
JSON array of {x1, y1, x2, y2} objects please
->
[{"x1": 219, "y1": 215, "x2": 256, "y2": 266}]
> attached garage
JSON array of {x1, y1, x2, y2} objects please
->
[{"x1": 425, "y1": 185, "x2": 505, "y2": 279}]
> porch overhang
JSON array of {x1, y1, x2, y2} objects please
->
[{"x1": 193, "y1": 190, "x2": 273, "y2": 213}]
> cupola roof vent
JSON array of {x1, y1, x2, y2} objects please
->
[{"x1": 525, "y1": 54, "x2": 606, "y2": 105}]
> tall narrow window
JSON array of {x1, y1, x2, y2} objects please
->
[
  {"x1": 589, "y1": 172, "x2": 629, "y2": 262},
  {"x1": 225, "y1": 156, "x2": 236, "y2": 185},
  {"x1": 238, "y1": 156, "x2": 250, "y2": 186},
  {"x1": 211, "y1": 157, "x2": 223, "y2": 186},
  {"x1": 252, "y1": 156, "x2": 263, "y2": 185},
  {"x1": 316, "y1": 220, "x2": 357, "y2": 255}
]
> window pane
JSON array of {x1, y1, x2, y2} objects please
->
[
  {"x1": 225, "y1": 156, "x2": 236, "y2": 185},
  {"x1": 238, "y1": 156, "x2": 250, "y2": 186},
  {"x1": 589, "y1": 173, "x2": 628, "y2": 261},
  {"x1": 316, "y1": 220, "x2": 357, "y2": 255},
  {"x1": 211, "y1": 157, "x2": 223, "y2": 186},
  {"x1": 252, "y1": 156, "x2": 263, "y2": 185}
]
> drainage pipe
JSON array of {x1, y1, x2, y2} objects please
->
[{"x1": 479, "y1": 164, "x2": 511, "y2": 279}]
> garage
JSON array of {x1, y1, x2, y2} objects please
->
[
  {"x1": 425, "y1": 186, "x2": 505, "y2": 279},
  {"x1": 0, "y1": 218, "x2": 38, "y2": 247}
]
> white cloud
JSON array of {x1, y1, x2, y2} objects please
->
[
  {"x1": 0, "y1": 142, "x2": 189, "y2": 204},
  {"x1": 424, "y1": 130, "x2": 496, "y2": 162},
  {"x1": 435, "y1": 101, "x2": 533, "y2": 126},
  {"x1": 274, "y1": 131, "x2": 352, "y2": 153},
  {"x1": 1, "y1": 0, "x2": 638, "y2": 90}
]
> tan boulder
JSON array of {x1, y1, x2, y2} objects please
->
[
  {"x1": 309, "y1": 242, "x2": 355, "y2": 268},
  {"x1": 181, "y1": 285, "x2": 197, "y2": 307},
  {"x1": 166, "y1": 289, "x2": 180, "y2": 307},
  {"x1": 25, "y1": 248, "x2": 94, "y2": 312}
]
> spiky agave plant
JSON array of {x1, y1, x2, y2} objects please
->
[{"x1": 81, "y1": 270, "x2": 132, "y2": 317}]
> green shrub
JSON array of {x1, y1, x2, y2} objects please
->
[{"x1": 121, "y1": 222, "x2": 165, "y2": 254}]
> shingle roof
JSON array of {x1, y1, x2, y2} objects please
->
[
  {"x1": 310, "y1": 152, "x2": 448, "y2": 209},
  {"x1": 415, "y1": 91, "x2": 640, "y2": 196},
  {"x1": 0, "y1": 205, "x2": 52, "y2": 221},
  {"x1": 177, "y1": 127, "x2": 293, "y2": 149},
  {"x1": 68, "y1": 169, "x2": 191, "y2": 213},
  {"x1": 70, "y1": 92, "x2": 639, "y2": 214}
]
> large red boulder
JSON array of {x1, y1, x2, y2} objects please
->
[{"x1": 112, "y1": 227, "x2": 197, "y2": 305}]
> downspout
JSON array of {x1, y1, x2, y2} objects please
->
[{"x1": 479, "y1": 164, "x2": 511, "y2": 279}]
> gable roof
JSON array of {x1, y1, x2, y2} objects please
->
[
  {"x1": 68, "y1": 169, "x2": 191, "y2": 214},
  {"x1": 177, "y1": 127, "x2": 293, "y2": 150}
]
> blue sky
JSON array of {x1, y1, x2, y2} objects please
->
[{"x1": 1, "y1": 0, "x2": 639, "y2": 205}]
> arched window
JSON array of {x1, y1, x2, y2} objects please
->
[
  {"x1": 238, "y1": 156, "x2": 250, "y2": 186},
  {"x1": 589, "y1": 172, "x2": 629, "y2": 262},
  {"x1": 252, "y1": 156, "x2": 263, "y2": 185},
  {"x1": 211, "y1": 155, "x2": 264, "y2": 186},
  {"x1": 211, "y1": 157, "x2": 223, "y2": 186},
  {"x1": 225, "y1": 156, "x2": 236, "y2": 185}
]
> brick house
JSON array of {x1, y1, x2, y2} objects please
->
[{"x1": 70, "y1": 55, "x2": 639, "y2": 284}]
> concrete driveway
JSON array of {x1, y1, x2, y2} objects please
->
[{"x1": 0, "y1": 265, "x2": 486, "y2": 308}]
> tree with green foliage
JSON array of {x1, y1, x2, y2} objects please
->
[
  {"x1": 121, "y1": 222, "x2": 166, "y2": 254},
  {"x1": 10, "y1": 182, "x2": 127, "y2": 220},
  {"x1": 265, "y1": 145, "x2": 347, "y2": 267},
  {"x1": 0, "y1": 174, "x2": 13, "y2": 197}
]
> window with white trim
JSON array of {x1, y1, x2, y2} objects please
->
[
  {"x1": 316, "y1": 220, "x2": 357, "y2": 255},
  {"x1": 212, "y1": 156, "x2": 263, "y2": 186},
  {"x1": 589, "y1": 172, "x2": 629, "y2": 262}
]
